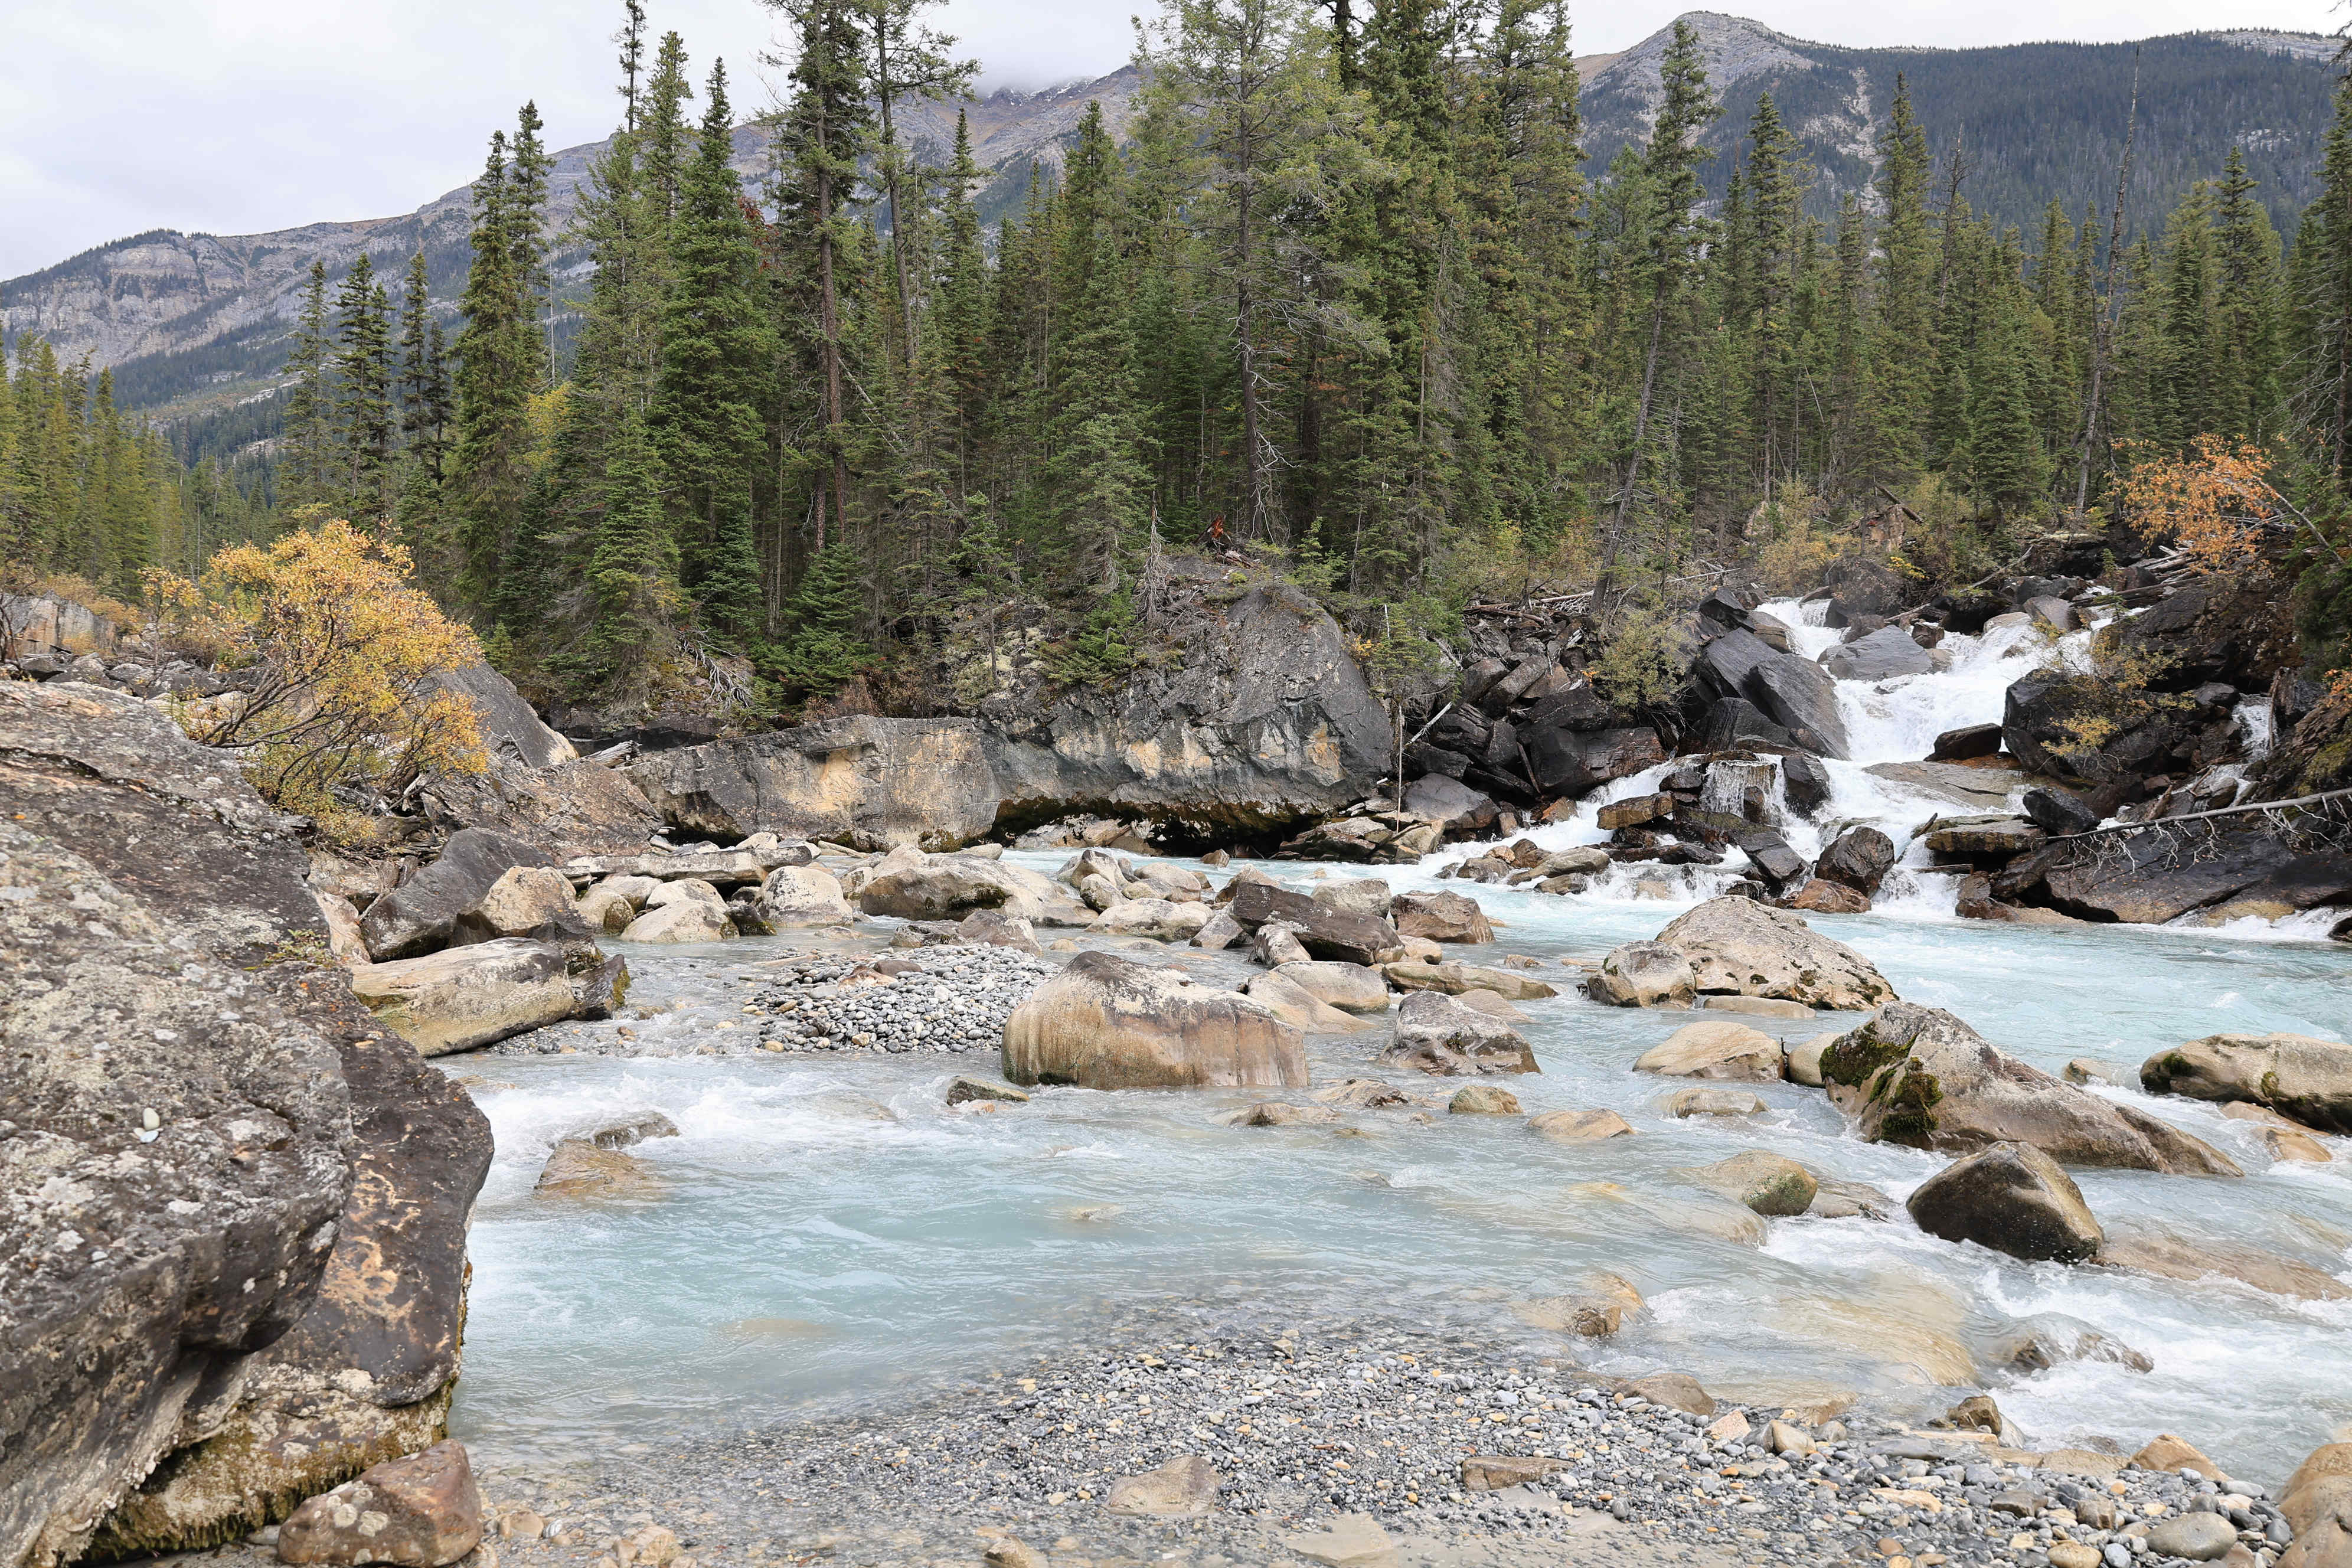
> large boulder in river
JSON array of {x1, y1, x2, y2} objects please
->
[
  {"x1": 2141, "y1": 1033, "x2": 2352, "y2": 1135},
  {"x1": 627, "y1": 714, "x2": 1001, "y2": 849},
  {"x1": 1390, "y1": 889, "x2": 1492, "y2": 943},
  {"x1": 1585, "y1": 941, "x2": 1696, "y2": 1008},
  {"x1": 0, "y1": 681, "x2": 491, "y2": 1562},
  {"x1": 859, "y1": 848, "x2": 1091, "y2": 925},
  {"x1": 982, "y1": 576, "x2": 1393, "y2": 839},
  {"x1": 348, "y1": 937, "x2": 616, "y2": 1054},
  {"x1": 1821, "y1": 625, "x2": 1933, "y2": 681},
  {"x1": 1002, "y1": 951, "x2": 1306, "y2": 1090},
  {"x1": 1906, "y1": 1142, "x2": 2106, "y2": 1263},
  {"x1": 2279, "y1": 1442, "x2": 2352, "y2": 1568},
  {"x1": 736, "y1": 864, "x2": 854, "y2": 930},
  {"x1": 358, "y1": 827, "x2": 552, "y2": 960},
  {"x1": 1821, "y1": 1003, "x2": 2242, "y2": 1175},
  {"x1": 1381, "y1": 990, "x2": 1540, "y2": 1076},
  {"x1": 2033, "y1": 825, "x2": 2301, "y2": 925},
  {"x1": 1650, "y1": 897, "x2": 1896, "y2": 1010},
  {"x1": 1229, "y1": 880, "x2": 1404, "y2": 965},
  {"x1": 1694, "y1": 628, "x2": 1851, "y2": 759},
  {"x1": 1814, "y1": 827, "x2": 1896, "y2": 897},
  {"x1": 1635, "y1": 1020, "x2": 1784, "y2": 1081}
]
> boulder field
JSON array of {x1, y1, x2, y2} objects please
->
[{"x1": 0, "y1": 682, "x2": 491, "y2": 1563}]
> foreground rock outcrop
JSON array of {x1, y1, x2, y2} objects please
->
[
  {"x1": 1821, "y1": 1004, "x2": 2241, "y2": 1175},
  {"x1": 1002, "y1": 952, "x2": 1306, "y2": 1089},
  {"x1": 0, "y1": 682, "x2": 491, "y2": 1563}
]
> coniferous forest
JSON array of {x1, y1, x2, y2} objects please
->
[{"x1": 9, "y1": 0, "x2": 2352, "y2": 720}]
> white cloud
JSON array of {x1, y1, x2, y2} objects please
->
[{"x1": 1, "y1": 0, "x2": 2338, "y2": 279}]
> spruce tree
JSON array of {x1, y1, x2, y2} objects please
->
[
  {"x1": 282, "y1": 262, "x2": 337, "y2": 512},
  {"x1": 333, "y1": 253, "x2": 395, "y2": 525}
]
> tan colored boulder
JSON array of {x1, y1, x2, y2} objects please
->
[
  {"x1": 1664, "y1": 1087, "x2": 1766, "y2": 1118},
  {"x1": 277, "y1": 1439, "x2": 482, "y2": 1566},
  {"x1": 2279, "y1": 1443, "x2": 2352, "y2": 1568},
  {"x1": 1389, "y1": 889, "x2": 1493, "y2": 943},
  {"x1": 1634, "y1": 1020, "x2": 1783, "y2": 1082},
  {"x1": 1906, "y1": 1142, "x2": 2104, "y2": 1262},
  {"x1": 1651, "y1": 896, "x2": 1897, "y2": 1010},
  {"x1": 533, "y1": 1138, "x2": 664, "y2": 1200},
  {"x1": 1448, "y1": 1084, "x2": 1522, "y2": 1114},
  {"x1": 576, "y1": 884, "x2": 636, "y2": 935},
  {"x1": 1511, "y1": 1274, "x2": 1643, "y2": 1337},
  {"x1": 1455, "y1": 989, "x2": 1530, "y2": 1023},
  {"x1": 2096, "y1": 1225, "x2": 2350, "y2": 1302},
  {"x1": 1093, "y1": 897, "x2": 1213, "y2": 942},
  {"x1": 1314, "y1": 877, "x2": 1396, "y2": 919},
  {"x1": 1002, "y1": 951, "x2": 1305, "y2": 1090},
  {"x1": 2132, "y1": 1433, "x2": 2222, "y2": 1478},
  {"x1": 861, "y1": 851, "x2": 1090, "y2": 925},
  {"x1": 1253, "y1": 923, "x2": 1312, "y2": 967},
  {"x1": 1684, "y1": 1151, "x2": 1818, "y2": 1216},
  {"x1": 1585, "y1": 941, "x2": 1696, "y2": 1008},
  {"x1": 1528, "y1": 1108, "x2": 1634, "y2": 1141},
  {"x1": 1381, "y1": 961, "x2": 1557, "y2": 1001},
  {"x1": 1788, "y1": 878, "x2": 1870, "y2": 914},
  {"x1": 1190, "y1": 907, "x2": 1246, "y2": 949},
  {"x1": 1381, "y1": 990, "x2": 1538, "y2": 1076},
  {"x1": 1785, "y1": 1031, "x2": 1836, "y2": 1087},
  {"x1": 460, "y1": 864, "x2": 585, "y2": 943},
  {"x1": 1273, "y1": 961, "x2": 1391, "y2": 1014},
  {"x1": 2141, "y1": 1032, "x2": 2352, "y2": 1135},
  {"x1": 314, "y1": 889, "x2": 369, "y2": 967},
  {"x1": 348, "y1": 939, "x2": 581, "y2": 1056},
  {"x1": 1822, "y1": 1004, "x2": 2243, "y2": 1175},
  {"x1": 1244, "y1": 971, "x2": 1372, "y2": 1033},
  {"x1": 1700, "y1": 994, "x2": 1817, "y2": 1020},
  {"x1": 620, "y1": 895, "x2": 734, "y2": 944},
  {"x1": 739, "y1": 864, "x2": 852, "y2": 930}
]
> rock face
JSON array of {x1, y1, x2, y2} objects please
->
[
  {"x1": 1651, "y1": 897, "x2": 1896, "y2": 1010},
  {"x1": 1821, "y1": 1004, "x2": 2242, "y2": 1175},
  {"x1": 1585, "y1": 941, "x2": 1697, "y2": 1008},
  {"x1": 0, "y1": 681, "x2": 489, "y2": 1563},
  {"x1": 416, "y1": 754, "x2": 664, "y2": 861},
  {"x1": 627, "y1": 715, "x2": 1001, "y2": 849},
  {"x1": 1381, "y1": 991, "x2": 1539, "y2": 1076},
  {"x1": 1002, "y1": 952, "x2": 1306, "y2": 1090},
  {"x1": 276, "y1": 1439, "x2": 482, "y2": 1566},
  {"x1": 2141, "y1": 1033, "x2": 2352, "y2": 1135},
  {"x1": 1906, "y1": 1143, "x2": 2105, "y2": 1263},
  {"x1": 984, "y1": 577, "x2": 1391, "y2": 838},
  {"x1": 348, "y1": 939, "x2": 606, "y2": 1055}
]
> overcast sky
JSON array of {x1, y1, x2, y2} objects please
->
[{"x1": 4, "y1": 0, "x2": 2338, "y2": 279}]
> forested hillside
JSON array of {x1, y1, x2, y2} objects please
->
[{"x1": 6, "y1": 0, "x2": 2352, "y2": 737}]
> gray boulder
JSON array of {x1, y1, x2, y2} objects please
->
[
  {"x1": 422, "y1": 662, "x2": 576, "y2": 770},
  {"x1": 1695, "y1": 628, "x2": 1851, "y2": 759},
  {"x1": 1229, "y1": 880, "x2": 1403, "y2": 966},
  {"x1": 1381, "y1": 990, "x2": 1540, "y2": 1076},
  {"x1": 1822, "y1": 1004, "x2": 2242, "y2": 1175},
  {"x1": 1651, "y1": 897, "x2": 1896, "y2": 1010},
  {"x1": 1814, "y1": 827, "x2": 1897, "y2": 896},
  {"x1": 1906, "y1": 1142, "x2": 2105, "y2": 1263},
  {"x1": 859, "y1": 848, "x2": 1091, "y2": 926},
  {"x1": 1820, "y1": 625, "x2": 1933, "y2": 681},
  {"x1": 1585, "y1": 941, "x2": 1696, "y2": 1008},
  {"x1": 348, "y1": 938, "x2": 605, "y2": 1054},
  {"x1": 358, "y1": 827, "x2": 551, "y2": 960}
]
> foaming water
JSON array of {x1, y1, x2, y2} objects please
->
[{"x1": 449, "y1": 605, "x2": 2351, "y2": 1484}]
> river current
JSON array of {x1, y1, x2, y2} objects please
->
[{"x1": 447, "y1": 601, "x2": 2352, "y2": 1485}]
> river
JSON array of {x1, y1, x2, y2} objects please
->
[{"x1": 446, "y1": 600, "x2": 2352, "y2": 1487}]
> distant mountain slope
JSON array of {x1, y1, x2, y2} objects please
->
[
  {"x1": 1579, "y1": 13, "x2": 2335, "y2": 237},
  {"x1": 2, "y1": 15, "x2": 2333, "y2": 456}
]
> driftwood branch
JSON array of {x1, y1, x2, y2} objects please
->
[{"x1": 2051, "y1": 785, "x2": 2352, "y2": 841}]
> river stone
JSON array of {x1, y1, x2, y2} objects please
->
[
  {"x1": 2095, "y1": 1224, "x2": 2351, "y2": 1302},
  {"x1": 1528, "y1": 1108, "x2": 1635, "y2": 1141},
  {"x1": 2023, "y1": 786, "x2": 2099, "y2": 835},
  {"x1": 860, "y1": 850, "x2": 1089, "y2": 926},
  {"x1": 1686, "y1": 1151, "x2": 1819, "y2": 1216},
  {"x1": 277, "y1": 1439, "x2": 482, "y2": 1566},
  {"x1": 1253, "y1": 922, "x2": 1312, "y2": 966},
  {"x1": 946, "y1": 1076, "x2": 1029, "y2": 1106},
  {"x1": 455, "y1": 864, "x2": 589, "y2": 946},
  {"x1": 348, "y1": 939, "x2": 586, "y2": 1054},
  {"x1": 1190, "y1": 907, "x2": 1246, "y2": 950},
  {"x1": 359, "y1": 827, "x2": 551, "y2": 960},
  {"x1": 1093, "y1": 897, "x2": 1213, "y2": 942},
  {"x1": 1273, "y1": 961, "x2": 1390, "y2": 1014},
  {"x1": 1105, "y1": 1455, "x2": 1219, "y2": 1517},
  {"x1": 1664, "y1": 1087, "x2": 1768, "y2": 1118},
  {"x1": 620, "y1": 895, "x2": 734, "y2": 944},
  {"x1": 1585, "y1": 942, "x2": 1696, "y2": 1008},
  {"x1": 1381, "y1": 961, "x2": 1557, "y2": 1001},
  {"x1": 2279, "y1": 1442, "x2": 2352, "y2": 1568},
  {"x1": 1925, "y1": 818, "x2": 2046, "y2": 857},
  {"x1": 1389, "y1": 890, "x2": 1494, "y2": 943},
  {"x1": 1816, "y1": 827, "x2": 1897, "y2": 896},
  {"x1": 1511, "y1": 1274, "x2": 1644, "y2": 1337},
  {"x1": 1455, "y1": 989, "x2": 1530, "y2": 1024},
  {"x1": 1229, "y1": 1100, "x2": 1343, "y2": 1127},
  {"x1": 1821, "y1": 1002, "x2": 2243, "y2": 1175},
  {"x1": 1906, "y1": 1142, "x2": 2105, "y2": 1262},
  {"x1": 1381, "y1": 990, "x2": 1539, "y2": 1076},
  {"x1": 1822, "y1": 625, "x2": 1934, "y2": 680},
  {"x1": 2142, "y1": 1513, "x2": 2239, "y2": 1562},
  {"x1": 1930, "y1": 723, "x2": 2005, "y2": 761},
  {"x1": 1229, "y1": 881, "x2": 1404, "y2": 965},
  {"x1": 1244, "y1": 971, "x2": 1372, "y2": 1033},
  {"x1": 561, "y1": 849, "x2": 767, "y2": 887},
  {"x1": 576, "y1": 884, "x2": 636, "y2": 935},
  {"x1": 1449, "y1": 1084, "x2": 1523, "y2": 1114},
  {"x1": 1788, "y1": 878, "x2": 1870, "y2": 913},
  {"x1": 1694, "y1": 627, "x2": 1852, "y2": 757},
  {"x1": 1785, "y1": 1032, "x2": 1837, "y2": 1087},
  {"x1": 738, "y1": 865, "x2": 853, "y2": 930},
  {"x1": 1002, "y1": 951, "x2": 1305, "y2": 1090},
  {"x1": 1699, "y1": 994, "x2": 1818, "y2": 1018},
  {"x1": 2141, "y1": 1032, "x2": 2352, "y2": 1135},
  {"x1": 533, "y1": 1139, "x2": 662, "y2": 1200},
  {"x1": 1808, "y1": 1175, "x2": 1896, "y2": 1220},
  {"x1": 1312, "y1": 877, "x2": 1393, "y2": 919},
  {"x1": 1635, "y1": 1020, "x2": 1785, "y2": 1082},
  {"x1": 1627, "y1": 1373, "x2": 1717, "y2": 1417},
  {"x1": 1462, "y1": 1455, "x2": 1573, "y2": 1490},
  {"x1": 1651, "y1": 897, "x2": 1896, "y2": 1010}
]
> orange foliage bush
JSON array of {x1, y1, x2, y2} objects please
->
[{"x1": 2115, "y1": 437, "x2": 2281, "y2": 575}]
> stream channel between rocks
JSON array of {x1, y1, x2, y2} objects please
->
[{"x1": 444, "y1": 600, "x2": 2352, "y2": 1501}]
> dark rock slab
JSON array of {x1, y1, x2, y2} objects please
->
[
  {"x1": 1930, "y1": 723, "x2": 2004, "y2": 762},
  {"x1": 357, "y1": 827, "x2": 550, "y2": 961}
]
